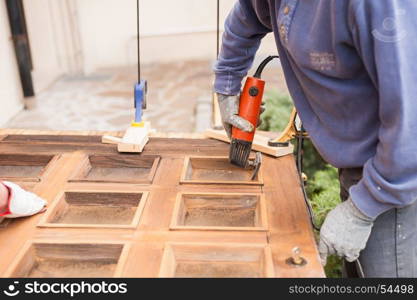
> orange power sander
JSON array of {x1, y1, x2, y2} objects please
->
[{"x1": 229, "y1": 55, "x2": 279, "y2": 169}]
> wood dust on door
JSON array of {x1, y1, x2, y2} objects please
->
[{"x1": 0, "y1": 130, "x2": 324, "y2": 278}]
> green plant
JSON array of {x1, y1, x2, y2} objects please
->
[
  {"x1": 307, "y1": 164, "x2": 343, "y2": 278},
  {"x1": 259, "y1": 90, "x2": 293, "y2": 132},
  {"x1": 307, "y1": 165, "x2": 341, "y2": 226},
  {"x1": 259, "y1": 89, "x2": 343, "y2": 278}
]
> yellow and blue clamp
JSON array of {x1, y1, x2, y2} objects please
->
[{"x1": 134, "y1": 79, "x2": 147, "y2": 123}]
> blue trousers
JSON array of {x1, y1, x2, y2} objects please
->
[{"x1": 339, "y1": 168, "x2": 417, "y2": 278}]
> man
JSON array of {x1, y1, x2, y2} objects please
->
[
  {"x1": 214, "y1": 0, "x2": 417, "y2": 277},
  {"x1": 0, "y1": 181, "x2": 46, "y2": 218}
]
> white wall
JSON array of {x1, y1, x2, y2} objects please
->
[
  {"x1": 23, "y1": 0, "x2": 63, "y2": 93},
  {"x1": 75, "y1": 0, "x2": 277, "y2": 73},
  {"x1": 7, "y1": 0, "x2": 278, "y2": 93},
  {"x1": 23, "y1": 0, "x2": 84, "y2": 92},
  {"x1": 0, "y1": 1, "x2": 24, "y2": 126}
]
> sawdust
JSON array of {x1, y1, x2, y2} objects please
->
[
  {"x1": 192, "y1": 168, "x2": 253, "y2": 181},
  {"x1": 184, "y1": 207, "x2": 256, "y2": 227},
  {"x1": 51, "y1": 205, "x2": 137, "y2": 225},
  {"x1": 28, "y1": 258, "x2": 117, "y2": 278},
  {"x1": 0, "y1": 217, "x2": 10, "y2": 228},
  {"x1": 0, "y1": 166, "x2": 43, "y2": 178},
  {"x1": 85, "y1": 167, "x2": 150, "y2": 181},
  {"x1": 175, "y1": 261, "x2": 261, "y2": 278}
]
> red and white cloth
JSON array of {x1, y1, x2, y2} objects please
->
[{"x1": 0, "y1": 181, "x2": 46, "y2": 218}]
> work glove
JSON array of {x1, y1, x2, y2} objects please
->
[
  {"x1": 0, "y1": 181, "x2": 47, "y2": 218},
  {"x1": 217, "y1": 93, "x2": 256, "y2": 139},
  {"x1": 318, "y1": 197, "x2": 374, "y2": 265}
]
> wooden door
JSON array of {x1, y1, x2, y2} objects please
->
[{"x1": 0, "y1": 130, "x2": 324, "y2": 277}]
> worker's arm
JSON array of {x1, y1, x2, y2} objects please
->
[
  {"x1": 0, "y1": 181, "x2": 46, "y2": 218},
  {"x1": 319, "y1": 0, "x2": 417, "y2": 265},
  {"x1": 214, "y1": 0, "x2": 272, "y2": 137},
  {"x1": 214, "y1": 0, "x2": 272, "y2": 95},
  {"x1": 348, "y1": 0, "x2": 417, "y2": 218}
]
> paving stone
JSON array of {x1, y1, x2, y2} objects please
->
[{"x1": 6, "y1": 60, "x2": 288, "y2": 132}]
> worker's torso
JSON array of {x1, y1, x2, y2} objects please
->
[{"x1": 259, "y1": 0, "x2": 383, "y2": 167}]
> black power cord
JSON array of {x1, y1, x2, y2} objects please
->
[
  {"x1": 216, "y1": 0, "x2": 220, "y2": 58},
  {"x1": 212, "y1": 4, "x2": 317, "y2": 232},
  {"x1": 295, "y1": 125, "x2": 320, "y2": 231},
  {"x1": 254, "y1": 55, "x2": 280, "y2": 78},
  {"x1": 137, "y1": 0, "x2": 141, "y2": 82}
]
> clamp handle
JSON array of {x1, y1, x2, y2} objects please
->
[
  {"x1": 134, "y1": 80, "x2": 147, "y2": 123},
  {"x1": 268, "y1": 108, "x2": 308, "y2": 147}
]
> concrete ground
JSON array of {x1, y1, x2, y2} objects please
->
[{"x1": 6, "y1": 59, "x2": 288, "y2": 133}]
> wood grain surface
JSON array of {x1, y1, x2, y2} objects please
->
[{"x1": 0, "y1": 129, "x2": 324, "y2": 278}]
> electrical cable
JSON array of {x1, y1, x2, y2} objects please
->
[
  {"x1": 296, "y1": 128, "x2": 366, "y2": 275},
  {"x1": 137, "y1": 0, "x2": 141, "y2": 82},
  {"x1": 296, "y1": 126, "x2": 320, "y2": 231},
  {"x1": 253, "y1": 55, "x2": 279, "y2": 78},
  {"x1": 297, "y1": 130, "x2": 366, "y2": 275},
  {"x1": 251, "y1": 54, "x2": 317, "y2": 231},
  {"x1": 216, "y1": 0, "x2": 220, "y2": 58},
  {"x1": 213, "y1": 0, "x2": 320, "y2": 234}
]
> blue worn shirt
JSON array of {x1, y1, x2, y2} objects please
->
[{"x1": 214, "y1": 0, "x2": 417, "y2": 218}]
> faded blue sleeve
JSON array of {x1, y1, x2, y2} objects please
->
[
  {"x1": 213, "y1": 0, "x2": 272, "y2": 95},
  {"x1": 348, "y1": 0, "x2": 417, "y2": 218}
]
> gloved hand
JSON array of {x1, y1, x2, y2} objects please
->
[
  {"x1": 217, "y1": 93, "x2": 257, "y2": 139},
  {"x1": 0, "y1": 181, "x2": 47, "y2": 218},
  {"x1": 318, "y1": 197, "x2": 374, "y2": 265}
]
